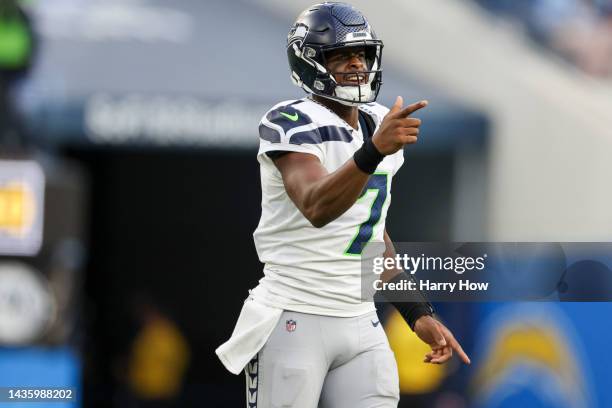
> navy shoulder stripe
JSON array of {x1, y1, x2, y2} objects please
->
[
  {"x1": 319, "y1": 126, "x2": 353, "y2": 143},
  {"x1": 258, "y1": 123, "x2": 281, "y2": 143},
  {"x1": 266, "y1": 104, "x2": 313, "y2": 133},
  {"x1": 290, "y1": 126, "x2": 353, "y2": 145}
]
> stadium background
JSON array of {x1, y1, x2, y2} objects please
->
[{"x1": 0, "y1": 0, "x2": 611, "y2": 407}]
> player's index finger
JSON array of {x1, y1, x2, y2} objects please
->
[
  {"x1": 397, "y1": 100, "x2": 428, "y2": 117},
  {"x1": 450, "y1": 338, "x2": 471, "y2": 364}
]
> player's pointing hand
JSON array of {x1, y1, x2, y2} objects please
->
[
  {"x1": 413, "y1": 315, "x2": 471, "y2": 365},
  {"x1": 372, "y1": 96, "x2": 428, "y2": 155}
]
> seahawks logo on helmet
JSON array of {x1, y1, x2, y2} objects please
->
[{"x1": 286, "y1": 2, "x2": 383, "y2": 106}]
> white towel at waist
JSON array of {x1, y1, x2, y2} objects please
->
[{"x1": 215, "y1": 296, "x2": 283, "y2": 375}]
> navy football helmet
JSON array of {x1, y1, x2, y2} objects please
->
[{"x1": 286, "y1": 2, "x2": 383, "y2": 106}]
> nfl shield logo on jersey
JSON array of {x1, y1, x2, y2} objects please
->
[{"x1": 286, "y1": 319, "x2": 297, "y2": 332}]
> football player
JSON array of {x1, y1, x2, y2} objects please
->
[{"x1": 217, "y1": 3, "x2": 470, "y2": 407}]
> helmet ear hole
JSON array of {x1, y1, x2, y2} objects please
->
[{"x1": 304, "y1": 47, "x2": 316, "y2": 58}]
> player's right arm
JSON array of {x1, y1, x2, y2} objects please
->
[
  {"x1": 273, "y1": 150, "x2": 368, "y2": 228},
  {"x1": 273, "y1": 96, "x2": 426, "y2": 228}
]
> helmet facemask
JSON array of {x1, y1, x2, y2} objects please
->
[{"x1": 321, "y1": 42, "x2": 382, "y2": 106}]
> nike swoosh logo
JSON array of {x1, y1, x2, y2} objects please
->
[
  {"x1": 279, "y1": 111, "x2": 299, "y2": 121},
  {"x1": 371, "y1": 320, "x2": 380, "y2": 327}
]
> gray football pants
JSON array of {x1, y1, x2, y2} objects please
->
[{"x1": 245, "y1": 310, "x2": 400, "y2": 407}]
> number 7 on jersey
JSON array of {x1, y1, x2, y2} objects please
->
[{"x1": 344, "y1": 173, "x2": 389, "y2": 256}]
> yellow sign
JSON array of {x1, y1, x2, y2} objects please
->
[
  {"x1": 0, "y1": 183, "x2": 34, "y2": 235},
  {"x1": 0, "y1": 160, "x2": 45, "y2": 255}
]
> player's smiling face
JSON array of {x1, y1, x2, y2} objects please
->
[{"x1": 324, "y1": 46, "x2": 369, "y2": 86}]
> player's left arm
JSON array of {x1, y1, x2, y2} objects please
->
[{"x1": 382, "y1": 229, "x2": 471, "y2": 365}]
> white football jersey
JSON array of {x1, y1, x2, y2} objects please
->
[{"x1": 251, "y1": 97, "x2": 404, "y2": 317}]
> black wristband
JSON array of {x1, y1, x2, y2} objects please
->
[
  {"x1": 381, "y1": 272, "x2": 435, "y2": 331},
  {"x1": 393, "y1": 301, "x2": 434, "y2": 331},
  {"x1": 353, "y1": 138, "x2": 384, "y2": 174}
]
